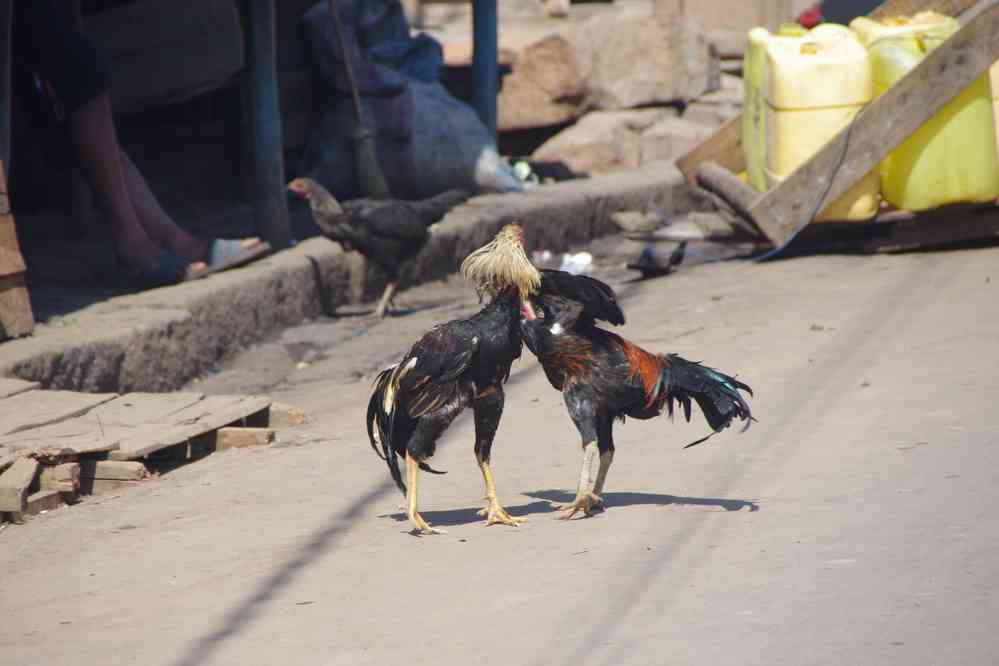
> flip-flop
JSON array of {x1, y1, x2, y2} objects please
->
[
  {"x1": 188, "y1": 239, "x2": 272, "y2": 280},
  {"x1": 120, "y1": 249, "x2": 191, "y2": 289}
]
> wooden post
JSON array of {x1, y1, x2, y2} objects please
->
[
  {"x1": 0, "y1": 161, "x2": 34, "y2": 340},
  {"x1": 243, "y1": 0, "x2": 291, "y2": 250},
  {"x1": 0, "y1": 0, "x2": 12, "y2": 170},
  {"x1": 471, "y1": 0, "x2": 498, "y2": 138}
]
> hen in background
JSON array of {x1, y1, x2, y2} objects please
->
[{"x1": 288, "y1": 177, "x2": 471, "y2": 317}]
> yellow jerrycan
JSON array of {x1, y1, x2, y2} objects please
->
[
  {"x1": 851, "y1": 13, "x2": 999, "y2": 211},
  {"x1": 743, "y1": 23, "x2": 879, "y2": 222}
]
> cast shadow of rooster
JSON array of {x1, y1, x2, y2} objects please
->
[{"x1": 383, "y1": 490, "x2": 759, "y2": 528}]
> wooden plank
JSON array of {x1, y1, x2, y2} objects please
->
[
  {"x1": 0, "y1": 391, "x2": 118, "y2": 436},
  {"x1": 0, "y1": 446, "x2": 23, "y2": 474},
  {"x1": 0, "y1": 0, "x2": 10, "y2": 170},
  {"x1": 676, "y1": 115, "x2": 744, "y2": 187},
  {"x1": 0, "y1": 457, "x2": 39, "y2": 512},
  {"x1": 90, "y1": 392, "x2": 206, "y2": 426},
  {"x1": 696, "y1": 161, "x2": 762, "y2": 224},
  {"x1": 870, "y1": 0, "x2": 980, "y2": 19},
  {"x1": 110, "y1": 394, "x2": 271, "y2": 460},
  {"x1": 748, "y1": 2, "x2": 999, "y2": 248},
  {"x1": 0, "y1": 273, "x2": 34, "y2": 339},
  {"x1": 21, "y1": 489, "x2": 63, "y2": 516},
  {"x1": 39, "y1": 463, "x2": 81, "y2": 493},
  {"x1": 79, "y1": 460, "x2": 148, "y2": 481},
  {"x1": 0, "y1": 161, "x2": 34, "y2": 340},
  {"x1": 0, "y1": 378, "x2": 41, "y2": 399},
  {"x1": 674, "y1": 0, "x2": 986, "y2": 189},
  {"x1": 0, "y1": 420, "x2": 122, "y2": 455},
  {"x1": 215, "y1": 427, "x2": 275, "y2": 450},
  {"x1": 0, "y1": 162, "x2": 25, "y2": 276}
]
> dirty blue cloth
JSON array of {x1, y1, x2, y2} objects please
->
[{"x1": 301, "y1": 0, "x2": 442, "y2": 97}]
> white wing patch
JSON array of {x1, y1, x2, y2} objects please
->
[{"x1": 549, "y1": 322, "x2": 564, "y2": 335}]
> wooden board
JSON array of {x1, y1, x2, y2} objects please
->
[
  {"x1": 0, "y1": 377, "x2": 40, "y2": 399},
  {"x1": 0, "y1": 392, "x2": 269, "y2": 460},
  {"x1": 0, "y1": 391, "x2": 118, "y2": 436},
  {"x1": 0, "y1": 161, "x2": 34, "y2": 339},
  {"x1": 747, "y1": 2, "x2": 999, "y2": 248},
  {"x1": 870, "y1": 0, "x2": 980, "y2": 18},
  {"x1": 89, "y1": 392, "x2": 207, "y2": 426},
  {"x1": 675, "y1": 0, "x2": 987, "y2": 188},
  {"x1": 0, "y1": 457, "x2": 39, "y2": 512},
  {"x1": 110, "y1": 394, "x2": 271, "y2": 460},
  {"x1": 0, "y1": 420, "x2": 123, "y2": 455}
]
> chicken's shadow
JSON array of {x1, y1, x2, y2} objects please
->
[
  {"x1": 382, "y1": 489, "x2": 758, "y2": 528},
  {"x1": 526, "y1": 489, "x2": 760, "y2": 513}
]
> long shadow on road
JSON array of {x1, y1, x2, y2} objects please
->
[{"x1": 170, "y1": 481, "x2": 394, "y2": 666}]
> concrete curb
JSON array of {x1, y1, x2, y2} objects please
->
[{"x1": 0, "y1": 162, "x2": 692, "y2": 392}]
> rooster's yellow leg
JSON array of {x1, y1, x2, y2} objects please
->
[
  {"x1": 475, "y1": 454, "x2": 526, "y2": 526},
  {"x1": 406, "y1": 451, "x2": 445, "y2": 534},
  {"x1": 552, "y1": 440, "x2": 602, "y2": 519},
  {"x1": 375, "y1": 282, "x2": 398, "y2": 318}
]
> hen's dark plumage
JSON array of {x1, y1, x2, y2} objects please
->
[
  {"x1": 521, "y1": 275, "x2": 753, "y2": 519},
  {"x1": 289, "y1": 177, "x2": 471, "y2": 316}
]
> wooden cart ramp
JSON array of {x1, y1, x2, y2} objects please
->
[{"x1": 675, "y1": 0, "x2": 999, "y2": 253}]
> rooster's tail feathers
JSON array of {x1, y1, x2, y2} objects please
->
[
  {"x1": 660, "y1": 354, "x2": 754, "y2": 448},
  {"x1": 367, "y1": 366, "x2": 407, "y2": 494}
]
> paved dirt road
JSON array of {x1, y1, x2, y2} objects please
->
[{"x1": 3, "y1": 247, "x2": 997, "y2": 665}]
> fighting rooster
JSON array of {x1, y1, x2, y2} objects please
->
[
  {"x1": 288, "y1": 177, "x2": 471, "y2": 317},
  {"x1": 367, "y1": 225, "x2": 540, "y2": 534},
  {"x1": 521, "y1": 279, "x2": 753, "y2": 520}
]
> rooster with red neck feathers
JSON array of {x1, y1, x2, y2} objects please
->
[
  {"x1": 520, "y1": 271, "x2": 754, "y2": 520},
  {"x1": 367, "y1": 224, "x2": 540, "y2": 534}
]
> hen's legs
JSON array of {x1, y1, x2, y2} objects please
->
[
  {"x1": 405, "y1": 451, "x2": 445, "y2": 534},
  {"x1": 375, "y1": 282, "x2": 398, "y2": 318}
]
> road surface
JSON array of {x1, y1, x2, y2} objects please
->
[{"x1": 3, "y1": 246, "x2": 997, "y2": 665}]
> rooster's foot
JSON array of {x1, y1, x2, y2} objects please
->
[
  {"x1": 551, "y1": 492, "x2": 603, "y2": 520},
  {"x1": 477, "y1": 500, "x2": 526, "y2": 527},
  {"x1": 409, "y1": 510, "x2": 446, "y2": 535}
]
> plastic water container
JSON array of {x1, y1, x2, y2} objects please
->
[
  {"x1": 743, "y1": 24, "x2": 879, "y2": 221},
  {"x1": 851, "y1": 13, "x2": 999, "y2": 211},
  {"x1": 990, "y1": 63, "x2": 999, "y2": 165}
]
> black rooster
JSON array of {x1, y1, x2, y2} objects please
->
[
  {"x1": 288, "y1": 177, "x2": 471, "y2": 317},
  {"x1": 367, "y1": 224, "x2": 541, "y2": 534},
  {"x1": 521, "y1": 276, "x2": 753, "y2": 519}
]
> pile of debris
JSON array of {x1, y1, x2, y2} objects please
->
[{"x1": 435, "y1": 0, "x2": 743, "y2": 175}]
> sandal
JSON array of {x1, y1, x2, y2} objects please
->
[{"x1": 187, "y1": 239, "x2": 272, "y2": 280}]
